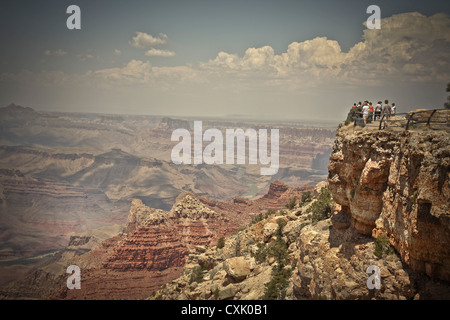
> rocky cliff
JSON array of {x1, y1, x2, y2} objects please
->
[
  {"x1": 152, "y1": 180, "x2": 449, "y2": 300},
  {"x1": 328, "y1": 123, "x2": 450, "y2": 281},
  {"x1": 150, "y1": 121, "x2": 449, "y2": 301}
]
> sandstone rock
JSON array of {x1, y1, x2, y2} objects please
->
[
  {"x1": 292, "y1": 217, "x2": 422, "y2": 300},
  {"x1": 223, "y1": 257, "x2": 251, "y2": 282},
  {"x1": 239, "y1": 267, "x2": 272, "y2": 300},
  {"x1": 283, "y1": 219, "x2": 308, "y2": 244},
  {"x1": 314, "y1": 181, "x2": 328, "y2": 196},
  {"x1": 218, "y1": 284, "x2": 239, "y2": 300},
  {"x1": 263, "y1": 222, "x2": 278, "y2": 242},
  {"x1": 171, "y1": 194, "x2": 218, "y2": 220}
]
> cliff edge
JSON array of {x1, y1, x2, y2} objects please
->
[{"x1": 328, "y1": 122, "x2": 449, "y2": 281}]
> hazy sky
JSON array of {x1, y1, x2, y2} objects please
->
[{"x1": 1, "y1": 0, "x2": 450, "y2": 123}]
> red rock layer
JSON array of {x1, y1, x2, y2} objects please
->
[{"x1": 53, "y1": 180, "x2": 312, "y2": 300}]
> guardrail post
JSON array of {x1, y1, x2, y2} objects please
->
[
  {"x1": 379, "y1": 114, "x2": 384, "y2": 130},
  {"x1": 426, "y1": 109, "x2": 437, "y2": 126},
  {"x1": 405, "y1": 112, "x2": 414, "y2": 131}
]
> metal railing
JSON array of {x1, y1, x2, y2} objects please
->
[{"x1": 352, "y1": 109, "x2": 450, "y2": 131}]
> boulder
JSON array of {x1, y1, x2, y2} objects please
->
[
  {"x1": 223, "y1": 257, "x2": 251, "y2": 282},
  {"x1": 218, "y1": 284, "x2": 239, "y2": 300},
  {"x1": 263, "y1": 222, "x2": 278, "y2": 242}
]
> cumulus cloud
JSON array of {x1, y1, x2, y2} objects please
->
[
  {"x1": 130, "y1": 32, "x2": 168, "y2": 48},
  {"x1": 145, "y1": 48, "x2": 176, "y2": 57},
  {"x1": 113, "y1": 49, "x2": 122, "y2": 56},
  {"x1": 344, "y1": 12, "x2": 450, "y2": 82},
  {"x1": 202, "y1": 12, "x2": 450, "y2": 86}
]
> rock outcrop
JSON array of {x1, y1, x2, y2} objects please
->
[
  {"x1": 328, "y1": 123, "x2": 450, "y2": 281},
  {"x1": 152, "y1": 181, "x2": 449, "y2": 301}
]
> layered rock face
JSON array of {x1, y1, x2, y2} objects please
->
[
  {"x1": 328, "y1": 124, "x2": 450, "y2": 281},
  {"x1": 0, "y1": 169, "x2": 127, "y2": 262}
]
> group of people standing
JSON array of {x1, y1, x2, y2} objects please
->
[{"x1": 352, "y1": 100, "x2": 396, "y2": 125}]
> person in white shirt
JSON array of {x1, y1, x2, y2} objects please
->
[
  {"x1": 362, "y1": 101, "x2": 370, "y2": 125},
  {"x1": 391, "y1": 103, "x2": 396, "y2": 115}
]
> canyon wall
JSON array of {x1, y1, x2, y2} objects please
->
[
  {"x1": 327, "y1": 124, "x2": 449, "y2": 281},
  {"x1": 0, "y1": 180, "x2": 310, "y2": 299}
]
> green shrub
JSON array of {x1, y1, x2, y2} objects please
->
[
  {"x1": 189, "y1": 265, "x2": 206, "y2": 284},
  {"x1": 262, "y1": 219, "x2": 292, "y2": 300},
  {"x1": 374, "y1": 234, "x2": 395, "y2": 258},
  {"x1": 253, "y1": 242, "x2": 267, "y2": 264},
  {"x1": 251, "y1": 213, "x2": 264, "y2": 225},
  {"x1": 265, "y1": 209, "x2": 276, "y2": 219},
  {"x1": 216, "y1": 237, "x2": 225, "y2": 249},
  {"x1": 262, "y1": 264, "x2": 292, "y2": 300},
  {"x1": 308, "y1": 187, "x2": 334, "y2": 223},
  {"x1": 301, "y1": 191, "x2": 312, "y2": 204},
  {"x1": 285, "y1": 196, "x2": 297, "y2": 210}
]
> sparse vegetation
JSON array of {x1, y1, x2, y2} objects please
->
[
  {"x1": 285, "y1": 196, "x2": 297, "y2": 210},
  {"x1": 374, "y1": 234, "x2": 395, "y2": 258},
  {"x1": 253, "y1": 242, "x2": 267, "y2": 264},
  {"x1": 262, "y1": 218, "x2": 292, "y2": 300},
  {"x1": 265, "y1": 209, "x2": 276, "y2": 219},
  {"x1": 251, "y1": 212, "x2": 264, "y2": 225},
  {"x1": 212, "y1": 287, "x2": 220, "y2": 299},
  {"x1": 301, "y1": 191, "x2": 312, "y2": 204},
  {"x1": 189, "y1": 265, "x2": 206, "y2": 284},
  {"x1": 216, "y1": 237, "x2": 225, "y2": 249},
  {"x1": 307, "y1": 187, "x2": 334, "y2": 223},
  {"x1": 345, "y1": 107, "x2": 361, "y2": 125}
]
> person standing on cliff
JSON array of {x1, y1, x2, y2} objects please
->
[
  {"x1": 356, "y1": 102, "x2": 363, "y2": 118},
  {"x1": 369, "y1": 102, "x2": 374, "y2": 121},
  {"x1": 362, "y1": 101, "x2": 370, "y2": 126},
  {"x1": 375, "y1": 101, "x2": 382, "y2": 120},
  {"x1": 381, "y1": 99, "x2": 392, "y2": 128}
]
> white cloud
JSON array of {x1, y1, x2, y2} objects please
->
[
  {"x1": 91, "y1": 60, "x2": 197, "y2": 87},
  {"x1": 44, "y1": 49, "x2": 68, "y2": 57},
  {"x1": 77, "y1": 53, "x2": 95, "y2": 61},
  {"x1": 113, "y1": 49, "x2": 122, "y2": 56},
  {"x1": 145, "y1": 48, "x2": 176, "y2": 57},
  {"x1": 130, "y1": 32, "x2": 168, "y2": 49},
  {"x1": 202, "y1": 13, "x2": 450, "y2": 85},
  {"x1": 94, "y1": 60, "x2": 153, "y2": 83}
]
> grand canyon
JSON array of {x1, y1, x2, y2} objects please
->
[
  {"x1": 0, "y1": 103, "x2": 448, "y2": 301},
  {"x1": 0, "y1": 103, "x2": 334, "y2": 298}
]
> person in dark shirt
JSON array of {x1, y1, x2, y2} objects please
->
[{"x1": 381, "y1": 99, "x2": 392, "y2": 128}]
